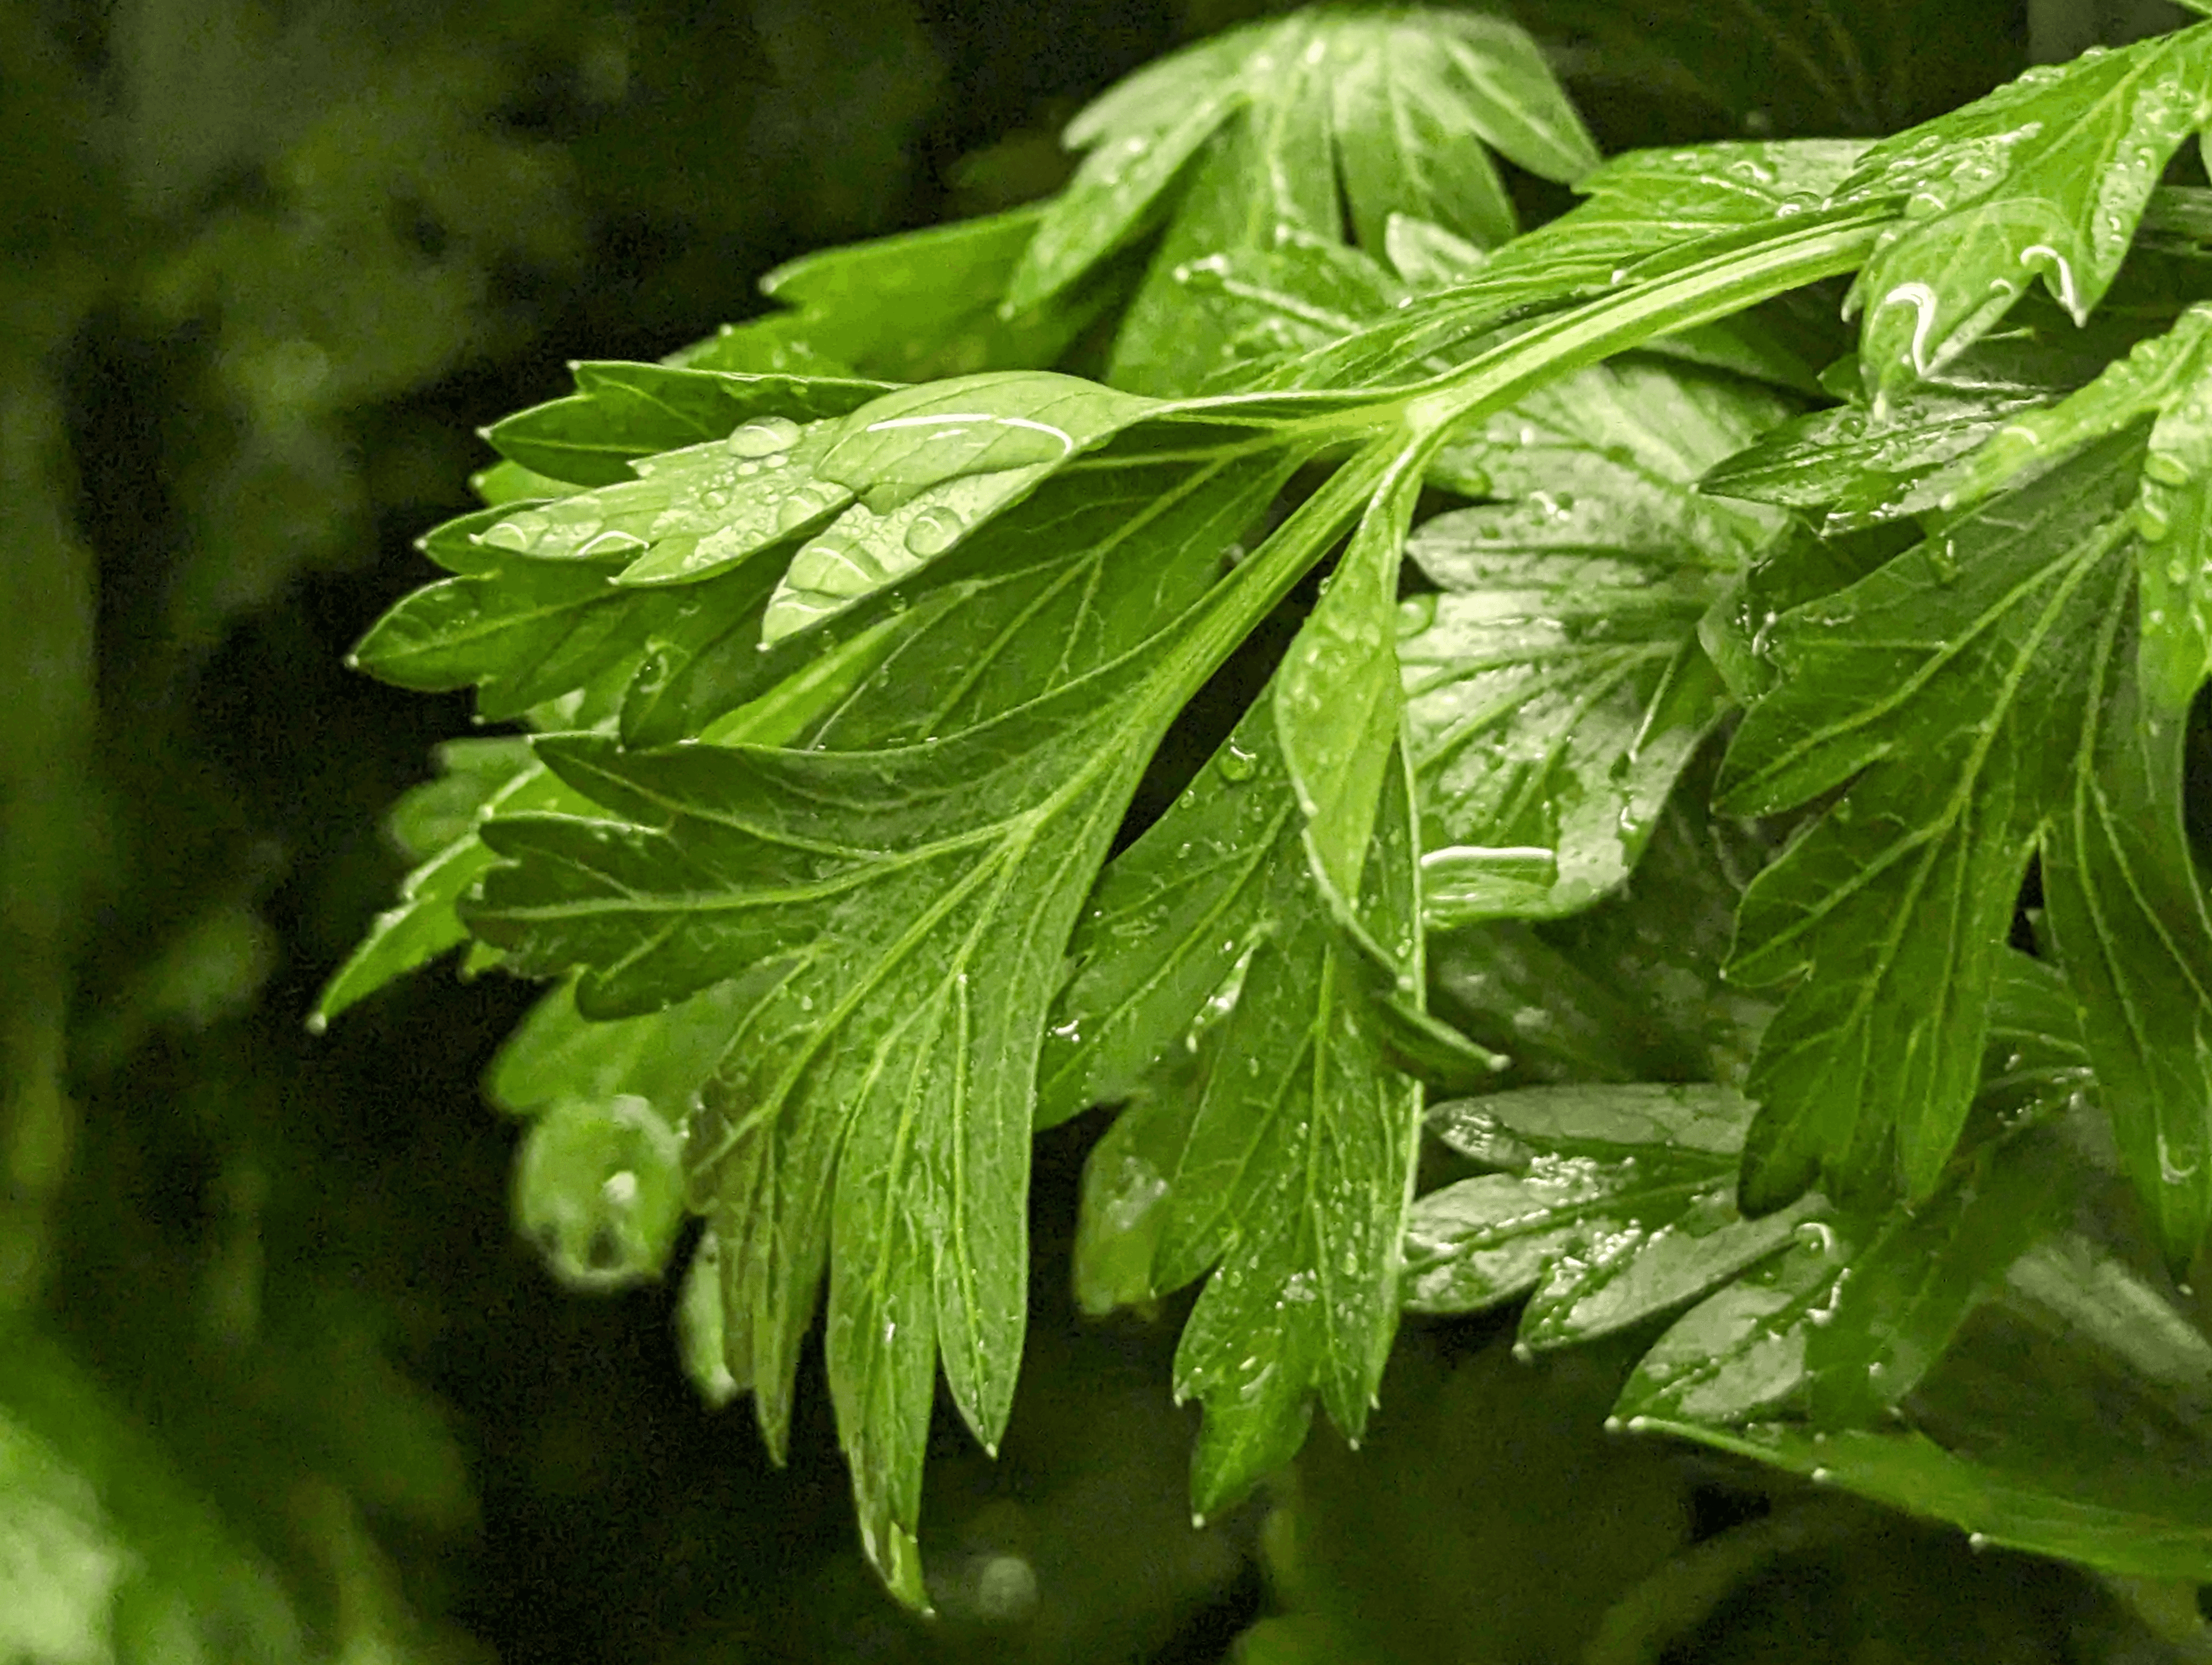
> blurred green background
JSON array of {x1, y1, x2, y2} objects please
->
[{"x1": 0, "y1": 0, "x2": 2202, "y2": 1660}]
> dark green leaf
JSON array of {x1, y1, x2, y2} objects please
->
[
  {"x1": 1919, "y1": 1232, "x2": 2212, "y2": 1515},
  {"x1": 1430, "y1": 919, "x2": 1713, "y2": 1084},
  {"x1": 1509, "y1": 0, "x2": 2018, "y2": 139},
  {"x1": 1656, "y1": 1417, "x2": 2212, "y2": 1580},
  {"x1": 1038, "y1": 707, "x2": 1296, "y2": 1130},
  {"x1": 1700, "y1": 381, "x2": 2046, "y2": 530},
  {"x1": 1717, "y1": 432, "x2": 2142, "y2": 1208},
  {"x1": 1516, "y1": 754, "x2": 1781, "y2": 1084},
  {"x1": 1167, "y1": 232, "x2": 1408, "y2": 388},
  {"x1": 1046, "y1": 679, "x2": 1431, "y2": 1510},
  {"x1": 1329, "y1": 22, "x2": 1522, "y2": 250},
  {"x1": 1903, "y1": 301, "x2": 2212, "y2": 713},
  {"x1": 2044, "y1": 562, "x2": 2212, "y2": 1270},
  {"x1": 347, "y1": 555, "x2": 680, "y2": 722},
  {"x1": 1434, "y1": 353, "x2": 1793, "y2": 546},
  {"x1": 1642, "y1": 1231, "x2": 2212, "y2": 1580},
  {"x1": 1802, "y1": 1131, "x2": 2067, "y2": 1424},
  {"x1": 324, "y1": 604, "x2": 896, "y2": 1031},
  {"x1": 1406, "y1": 1085, "x2": 1819, "y2": 1347},
  {"x1": 1615, "y1": 1118, "x2": 2074, "y2": 1430},
  {"x1": 313, "y1": 756, "x2": 585, "y2": 1027},
  {"x1": 1978, "y1": 950, "x2": 2096, "y2": 1127}
]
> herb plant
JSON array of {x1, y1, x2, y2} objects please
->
[{"x1": 330, "y1": 1, "x2": 2212, "y2": 1615}]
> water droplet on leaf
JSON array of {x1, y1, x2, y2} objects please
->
[
  {"x1": 728, "y1": 416, "x2": 802, "y2": 457},
  {"x1": 903, "y1": 506, "x2": 965, "y2": 557},
  {"x1": 2146, "y1": 452, "x2": 2192, "y2": 488}
]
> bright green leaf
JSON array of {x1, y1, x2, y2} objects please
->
[
  {"x1": 1277, "y1": 447, "x2": 1423, "y2": 911},
  {"x1": 485, "y1": 363, "x2": 893, "y2": 489},
  {"x1": 1160, "y1": 750, "x2": 1425, "y2": 1517},
  {"x1": 677, "y1": 204, "x2": 1116, "y2": 385},
  {"x1": 1841, "y1": 29, "x2": 2212, "y2": 402},
  {"x1": 1008, "y1": 10, "x2": 1593, "y2": 324},
  {"x1": 460, "y1": 434, "x2": 1389, "y2": 1593}
]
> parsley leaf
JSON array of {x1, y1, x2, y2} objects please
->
[
  {"x1": 1839, "y1": 28, "x2": 2212, "y2": 402},
  {"x1": 1005, "y1": 9, "x2": 1598, "y2": 319},
  {"x1": 1638, "y1": 1230, "x2": 2212, "y2": 1580},
  {"x1": 1405, "y1": 1084, "x2": 1821, "y2": 1346},
  {"x1": 1716, "y1": 431, "x2": 2142, "y2": 1208},
  {"x1": 457, "y1": 427, "x2": 1389, "y2": 1598},
  {"x1": 676, "y1": 204, "x2": 1119, "y2": 384},
  {"x1": 2044, "y1": 560, "x2": 2212, "y2": 1270},
  {"x1": 1057, "y1": 713, "x2": 1427, "y2": 1514},
  {"x1": 312, "y1": 746, "x2": 584, "y2": 1027}
]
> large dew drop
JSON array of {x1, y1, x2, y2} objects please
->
[
  {"x1": 902, "y1": 505, "x2": 965, "y2": 557},
  {"x1": 727, "y1": 415, "x2": 803, "y2": 457}
]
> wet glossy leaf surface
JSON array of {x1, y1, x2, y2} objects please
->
[
  {"x1": 486, "y1": 363, "x2": 895, "y2": 488},
  {"x1": 1272, "y1": 141, "x2": 1870, "y2": 390},
  {"x1": 324, "y1": 10, "x2": 2212, "y2": 1610},
  {"x1": 1007, "y1": 9, "x2": 1594, "y2": 322},
  {"x1": 1406, "y1": 1084, "x2": 1819, "y2": 1347},
  {"x1": 1644, "y1": 1232, "x2": 2212, "y2": 1580},
  {"x1": 1840, "y1": 29, "x2": 2212, "y2": 403},
  {"x1": 1717, "y1": 433, "x2": 2142, "y2": 1209},
  {"x1": 2043, "y1": 563, "x2": 2212, "y2": 1269}
]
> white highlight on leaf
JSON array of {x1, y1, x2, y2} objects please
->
[
  {"x1": 1880, "y1": 281, "x2": 1943, "y2": 374},
  {"x1": 861, "y1": 413, "x2": 1078, "y2": 455}
]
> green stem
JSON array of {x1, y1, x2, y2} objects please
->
[
  {"x1": 1169, "y1": 438, "x2": 1403, "y2": 688},
  {"x1": 1401, "y1": 206, "x2": 1893, "y2": 440}
]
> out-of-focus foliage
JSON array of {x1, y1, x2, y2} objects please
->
[{"x1": 0, "y1": 0, "x2": 965, "y2": 1655}]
